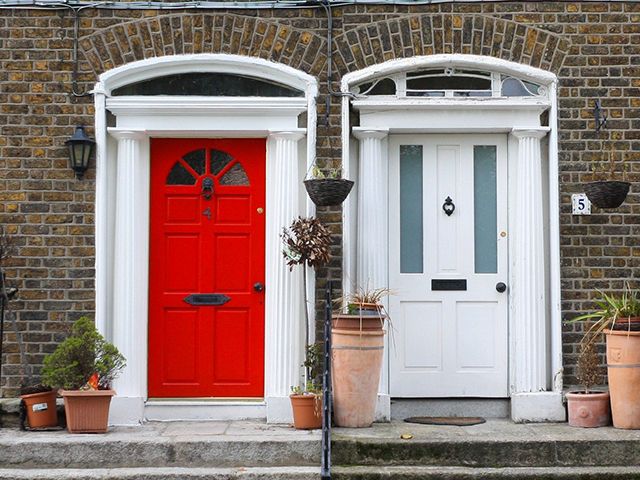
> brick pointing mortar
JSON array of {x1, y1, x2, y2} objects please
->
[{"x1": 1, "y1": 2, "x2": 640, "y2": 395}]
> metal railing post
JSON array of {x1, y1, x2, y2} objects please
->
[{"x1": 320, "y1": 280, "x2": 333, "y2": 480}]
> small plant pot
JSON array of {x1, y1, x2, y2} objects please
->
[
  {"x1": 304, "y1": 179, "x2": 354, "y2": 207},
  {"x1": 584, "y1": 181, "x2": 630, "y2": 209},
  {"x1": 20, "y1": 389, "x2": 58, "y2": 429},
  {"x1": 290, "y1": 394, "x2": 322, "y2": 430},
  {"x1": 61, "y1": 389, "x2": 115, "y2": 433},
  {"x1": 566, "y1": 391, "x2": 611, "y2": 428}
]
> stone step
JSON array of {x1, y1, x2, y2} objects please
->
[
  {"x1": 332, "y1": 466, "x2": 640, "y2": 479},
  {"x1": 332, "y1": 420, "x2": 640, "y2": 468},
  {"x1": 0, "y1": 421, "x2": 321, "y2": 469},
  {"x1": 0, "y1": 467, "x2": 319, "y2": 479}
]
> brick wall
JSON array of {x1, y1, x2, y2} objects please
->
[{"x1": 1, "y1": 1, "x2": 640, "y2": 394}]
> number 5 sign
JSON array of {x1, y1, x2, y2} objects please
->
[{"x1": 572, "y1": 193, "x2": 591, "y2": 215}]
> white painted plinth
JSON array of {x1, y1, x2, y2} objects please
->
[
  {"x1": 375, "y1": 394, "x2": 391, "y2": 422},
  {"x1": 266, "y1": 396, "x2": 294, "y2": 424},
  {"x1": 510, "y1": 392, "x2": 565, "y2": 423},
  {"x1": 109, "y1": 396, "x2": 145, "y2": 426}
]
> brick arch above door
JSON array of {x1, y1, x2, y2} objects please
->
[
  {"x1": 332, "y1": 14, "x2": 571, "y2": 75},
  {"x1": 78, "y1": 13, "x2": 328, "y2": 77}
]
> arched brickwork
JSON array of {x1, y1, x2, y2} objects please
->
[
  {"x1": 333, "y1": 13, "x2": 571, "y2": 75},
  {"x1": 78, "y1": 13, "x2": 328, "y2": 77}
]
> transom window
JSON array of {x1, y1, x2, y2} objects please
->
[
  {"x1": 113, "y1": 72, "x2": 304, "y2": 97},
  {"x1": 167, "y1": 148, "x2": 249, "y2": 186},
  {"x1": 352, "y1": 67, "x2": 546, "y2": 99}
]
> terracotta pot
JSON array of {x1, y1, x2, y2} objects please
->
[
  {"x1": 610, "y1": 316, "x2": 640, "y2": 332},
  {"x1": 20, "y1": 390, "x2": 58, "y2": 429},
  {"x1": 290, "y1": 394, "x2": 322, "y2": 430},
  {"x1": 332, "y1": 328, "x2": 384, "y2": 427},
  {"x1": 605, "y1": 329, "x2": 640, "y2": 429},
  {"x1": 566, "y1": 391, "x2": 611, "y2": 428},
  {"x1": 61, "y1": 389, "x2": 115, "y2": 433},
  {"x1": 332, "y1": 314, "x2": 385, "y2": 332}
]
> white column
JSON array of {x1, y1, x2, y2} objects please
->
[
  {"x1": 353, "y1": 129, "x2": 389, "y2": 289},
  {"x1": 108, "y1": 129, "x2": 149, "y2": 425},
  {"x1": 510, "y1": 127, "x2": 564, "y2": 422},
  {"x1": 265, "y1": 130, "x2": 305, "y2": 423},
  {"x1": 353, "y1": 128, "x2": 390, "y2": 422}
]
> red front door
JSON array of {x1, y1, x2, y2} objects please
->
[{"x1": 148, "y1": 138, "x2": 266, "y2": 398}]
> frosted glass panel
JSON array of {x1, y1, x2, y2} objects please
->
[
  {"x1": 400, "y1": 145, "x2": 423, "y2": 274},
  {"x1": 474, "y1": 146, "x2": 497, "y2": 273}
]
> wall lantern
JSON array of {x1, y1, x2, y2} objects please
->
[{"x1": 66, "y1": 126, "x2": 95, "y2": 179}]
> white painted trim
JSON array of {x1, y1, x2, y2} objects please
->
[
  {"x1": 99, "y1": 54, "x2": 318, "y2": 97},
  {"x1": 340, "y1": 54, "x2": 557, "y2": 91},
  {"x1": 341, "y1": 54, "x2": 562, "y2": 422},
  {"x1": 95, "y1": 54, "x2": 317, "y2": 425},
  {"x1": 106, "y1": 97, "x2": 308, "y2": 117}
]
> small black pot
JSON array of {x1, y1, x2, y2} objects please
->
[
  {"x1": 303, "y1": 179, "x2": 354, "y2": 207},
  {"x1": 584, "y1": 181, "x2": 630, "y2": 209}
]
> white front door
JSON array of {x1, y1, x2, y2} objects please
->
[{"x1": 388, "y1": 134, "x2": 508, "y2": 397}]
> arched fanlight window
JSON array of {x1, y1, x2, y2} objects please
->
[
  {"x1": 351, "y1": 67, "x2": 546, "y2": 99},
  {"x1": 113, "y1": 72, "x2": 305, "y2": 97}
]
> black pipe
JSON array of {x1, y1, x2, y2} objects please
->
[{"x1": 321, "y1": 279, "x2": 333, "y2": 480}]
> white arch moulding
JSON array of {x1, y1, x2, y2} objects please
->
[
  {"x1": 93, "y1": 54, "x2": 319, "y2": 425},
  {"x1": 340, "y1": 54, "x2": 563, "y2": 423}
]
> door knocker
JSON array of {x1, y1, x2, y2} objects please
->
[
  {"x1": 201, "y1": 177, "x2": 214, "y2": 200},
  {"x1": 442, "y1": 196, "x2": 455, "y2": 216}
]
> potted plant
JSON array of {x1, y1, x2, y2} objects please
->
[
  {"x1": 566, "y1": 339, "x2": 610, "y2": 428},
  {"x1": 569, "y1": 286, "x2": 640, "y2": 429},
  {"x1": 19, "y1": 384, "x2": 58, "y2": 430},
  {"x1": 41, "y1": 317, "x2": 126, "y2": 433},
  {"x1": 303, "y1": 165, "x2": 354, "y2": 207},
  {"x1": 282, "y1": 216, "x2": 331, "y2": 429},
  {"x1": 583, "y1": 142, "x2": 630, "y2": 209},
  {"x1": 331, "y1": 287, "x2": 390, "y2": 428}
]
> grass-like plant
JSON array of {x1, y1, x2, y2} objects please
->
[{"x1": 41, "y1": 317, "x2": 126, "y2": 390}]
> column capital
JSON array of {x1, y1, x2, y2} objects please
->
[
  {"x1": 352, "y1": 127, "x2": 389, "y2": 140},
  {"x1": 107, "y1": 128, "x2": 147, "y2": 141},
  {"x1": 268, "y1": 130, "x2": 306, "y2": 142},
  {"x1": 511, "y1": 127, "x2": 550, "y2": 140}
]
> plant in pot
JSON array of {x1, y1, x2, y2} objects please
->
[
  {"x1": 41, "y1": 317, "x2": 126, "y2": 433},
  {"x1": 583, "y1": 142, "x2": 630, "y2": 209},
  {"x1": 282, "y1": 216, "x2": 331, "y2": 429},
  {"x1": 331, "y1": 287, "x2": 390, "y2": 428},
  {"x1": 566, "y1": 337, "x2": 610, "y2": 428},
  {"x1": 303, "y1": 165, "x2": 354, "y2": 207},
  {"x1": 568, "y1": 286, "x2": 640, "y2": 429}
]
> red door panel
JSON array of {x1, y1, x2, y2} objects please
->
[{"x1": 148, "y1": 138, "x2": 266, "y2": 398}]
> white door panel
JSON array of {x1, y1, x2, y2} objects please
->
[{"x1": 389, "y1": 134, "x2": 508, "y2": 397}]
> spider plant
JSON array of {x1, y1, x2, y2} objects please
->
[{"x1": 567, "y1": 285, "x2": 640, "y2": 346}]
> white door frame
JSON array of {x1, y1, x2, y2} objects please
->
[
  {"x1": 341, "y1": 54, "x2": 565, "y2": 423},
  {"x1": 93, "y1": 54, "x2": 318, "y2": 425}
]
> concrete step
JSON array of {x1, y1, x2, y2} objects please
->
[
  {"x1": 332, "y1": 466, "x2": 640, "y2": 479},
  {"x1": 332, "y1": 420, "x2": 640, "y2": 468},
  {"x1": 0, "y1": 422, "x2": 320, "y2": 469},
  {"x1": 390, "y1": 399, "x2": 510, "y2": 420},
  {"x1": 0, "y1": 467, "x2": 319, "y2": 479}
]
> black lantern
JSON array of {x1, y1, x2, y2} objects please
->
[{"x1": 66, "y1": 126, "x2": 95, "y2": 179}]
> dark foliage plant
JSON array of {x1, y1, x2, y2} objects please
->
[{"x1": 41, "y1": 317, "x2": 126, "y2": 390}]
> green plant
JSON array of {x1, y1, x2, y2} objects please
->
[
  {"x1": 310, "y1": 165, "x2": 341, "y2": 180},
  {"x1": 568, "y1": 285, "x2": 640, "y2": 346},
  {"x1": 41, "y1": 317, "x2": 126, "y2": 390}
]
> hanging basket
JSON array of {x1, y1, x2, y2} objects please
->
[
  {"x1": 304, "y1": 179, "x2": 354, "y2": 207},
  {"x1": 584, "y1": 181, "x2": 630, "y2": 209}
]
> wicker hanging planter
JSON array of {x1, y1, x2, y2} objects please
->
[
  {"x1": 584, "y1": 181, "x2": 630, "y2": 209},
  {"x1": 304, "y1": 178, "x2": 354, "y2": 207}
]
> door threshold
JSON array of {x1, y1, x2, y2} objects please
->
[
  {"x1": 144, "y1": 398, "x2": 267, "y2": 422},
  {"x1": 147, "y1": 398, "x2": 265, "y2": 405}
]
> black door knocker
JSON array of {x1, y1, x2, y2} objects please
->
[
  {"x1": 201, "y1": 177, "x2": 214, "y2": 200},
  {"x1": 442, "y1": 196, "x2": 455, "y2": 216}
]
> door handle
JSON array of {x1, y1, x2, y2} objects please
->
[
  {"x1": 496, "y1": 282, "x2": 507, "y2": 293},
  {"x1": 254, "y1": 282, "x2": 264, "y2": 292}
]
